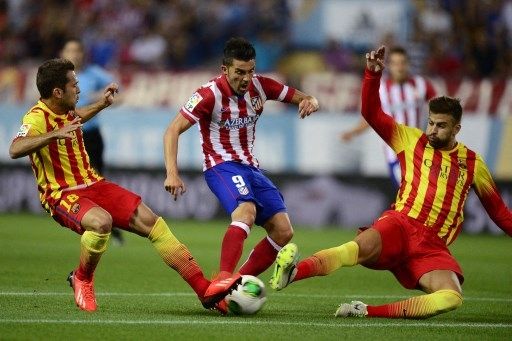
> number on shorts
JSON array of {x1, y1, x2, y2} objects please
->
[
  {"x1": 61, "y1": 194, "x2": 79, "y2": 212},
  {"x1": 232, "y1": 175, "x2": 246, "y2": 188}
]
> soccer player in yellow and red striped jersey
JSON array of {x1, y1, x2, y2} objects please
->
[
  {"x1": 9, "y1": 58, "x2": 240, "y2": 313},
  {"x1": 269, "y1": 46, "x2": 512, "y2": 319}
]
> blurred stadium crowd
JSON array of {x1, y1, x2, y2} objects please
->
[{"x1": 0, "y1": 0, "x2": 510, "y2": 77}]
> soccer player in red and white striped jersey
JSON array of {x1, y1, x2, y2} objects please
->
[
  {"x1": 342, "y1": 47, "x2": 436, "y2": 188},
  {"x1": 164, "y1": 38, "x2": 319, "y2": 292},
  {"x1": 270, "y1": 46, "x2": 512, "y2": 319}
]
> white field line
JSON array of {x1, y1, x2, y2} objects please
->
[
  {"x1": 0, "y1": 319, "x2": 510, "y2": 328},
  {"x1": 0, "y1": 292, "x2": 511, "y2": 302}
]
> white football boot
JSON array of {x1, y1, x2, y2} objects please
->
[{"x1": 335, "y1": 300, "x2": 368, "y2": 317}]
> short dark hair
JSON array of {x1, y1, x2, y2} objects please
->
[
  {"x1": 222, "y1": 37, "x2": 256, "y2": 66},
  {"x1": 429, "y1": 96, "x2": 463, "y2": 123},
  {"x1": 388, "y1": 46, "x2": 408, "y2": 59},
  {"x1": 36, "y1": 58, "x2": 75, "y2": 99}
]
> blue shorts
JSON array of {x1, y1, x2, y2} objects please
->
[
  {"x1": 204, "y1": 161, "x2": 286, "y2": 226},
  {"x1": 388, "y1": 159, "x2": 401, "y2": 189}
]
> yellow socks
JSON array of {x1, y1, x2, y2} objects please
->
[
  {"x1": 294, "y1": 241, "x2": 359, "y2": 281},
  {"x1": 148, "y1": 217, "x2": 209, "y2": 296},
  {"x1": 367, "y1": 289, "x2": 463, "y2": 318},
  {"x1": 76, "y1": 231, "x2": 110, "y2": 281}
]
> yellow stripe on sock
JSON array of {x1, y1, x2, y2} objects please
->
[
  {"x1": 148, "y1": 217, "x2": 198, "y2": 280},
  {"x1": 312, "y1": 241, "x2": 359, "y2": 275}
]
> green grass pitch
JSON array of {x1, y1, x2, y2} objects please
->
[{"x1": 0, "y1": 213, "x2": 510, "y2": 340}]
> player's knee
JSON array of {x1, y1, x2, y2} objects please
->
[
  {"x1": 232, "y1": 202, "x2": 256, "y2": 227},
  {"x1": 271, "y1": 226, "x2": 294, "y2": 246},
  {"x1": 87, "y1": 212, "x2": 113, "y2": 234},
  {"x1": 354, "y1": 228, "x2": 382, "y2": 264}
]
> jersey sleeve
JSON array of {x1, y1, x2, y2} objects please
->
[
  {"x1": 12, "y1": 110, "x2": 46, "y2": 142},
  {"x1": 179, "y1": 87, "x2": 215, "y2": 124},
  {"x1": 361, "y1": 68, "x2": 414, "y2": 154},
  {"x1": 257, "y1": 76, "x2": 296, "y2": 103},
  {"x1": 473, "y1": 155, "x2": 512, "y2": 236},
  {"x1": 425, "y1": 78, "x2": 437, "y2": 100}
]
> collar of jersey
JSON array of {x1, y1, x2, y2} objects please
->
[{"x1": 219, "y1": 74, "x2": 249, "y2": 99}]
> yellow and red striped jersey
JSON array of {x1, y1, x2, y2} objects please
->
[
  {"x1": 361, "y1": 69, "x2": 512, "y2": 244},
  {"x1": 15, "y1": 101, "x2": 102, "y2": 213}
]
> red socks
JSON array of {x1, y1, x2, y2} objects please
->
[
  {"x1": 292, "y1": 258, "x2": 317, "y2": 282},
  {"x1": 219, "y1": 222, "x2": 250, "y2": 273},
  {"x1": 239, "y1": 236, "x2": 280, "y2": 276},
  {"x1": 219, "y1": 222, "x2": 281, "y2": 277}
]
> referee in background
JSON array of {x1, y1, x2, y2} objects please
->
[{"x1": 61, "y1": 38, "x2": 124, "y2": 245}]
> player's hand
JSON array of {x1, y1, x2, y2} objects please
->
[
  {"x1": 52, "y1": 117, "x2": 82, "y2": 139},
  {"x1": 366, "y1": 46, "x2": 386, "y2": 72},
  {"x1": 102, "y1": 83, "x2": 119, "y2": 107},
  {"x1": 164, "y1": 174, "x2": 187, "y2": 201},
  {"x1": 299, "y1": 96, "x2": 319, "y2": 119}
]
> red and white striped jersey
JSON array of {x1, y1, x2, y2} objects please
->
[
  {"x1": 180, "y1": 74, "x2": 296, "y2": 170},
  {"x1": 379, "y1": 75, "x2": 436, "y2": 162}
]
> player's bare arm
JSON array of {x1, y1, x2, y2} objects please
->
[
  {"x1": 340, "y1": 120, "x2": 370, "y2": 141},
  {"x1": 9, "y1": 116, "x2": 82, "y2": 159},
  {"x1": 163, "y1": 113, "x2": 194, "y2": 200},
  {"x1": 75, "y1": 83, "x2": 119, "y2": 123},
  {"x1": 291, "y1": 90, "x2": 319, "y2": 119}
]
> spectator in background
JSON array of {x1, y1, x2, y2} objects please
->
[
  {"x1": 469, "y1": 28, "x2": 499, "y2": 78},
  {"x1": 128, "y1": 20, "x2": 167, "y2": 68},
  {"x1": 341, "y1": 47, "x2": 436, "y2": 189},
  {"x1": 61, "y1": 38, "x2": 124, "y2": 245},
  {"x1": 252, "y1": 30, "x2": 285, "y2": 72},
  {"x1": 1, "y1": 0, "x2": 510, "y2": 78},
  {"x1": 323, "y1": 39, "x2": 355, "y2": 72},
  {"x1": 417, "y1": 0, "x2": 453, "y2": 36},
  {"x1": 425, "y1": 38, "x2": 463, "y2": 79}
]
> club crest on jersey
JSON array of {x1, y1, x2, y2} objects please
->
[
  {"x1": 71, "y1": 203, "x2": 81, "y2": 214},
  {"x1": 457, "y1": 158, "x2": 467, "y2": 170},
  {"x1": 251, "y1": 96, "x2": 263, "y2": 111},
  {"x1": 185, "y1": 92, "x2": 203, "y2": 112},
  {"x1": 238, "y1": 186, "x2": 249, "y2": 195}
]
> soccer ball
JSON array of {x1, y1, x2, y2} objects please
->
[{"x1": 226, "y1": 275, "x2": 267, "y2": 315}]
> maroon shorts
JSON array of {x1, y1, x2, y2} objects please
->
[
  {"x1": 52, "y1": 180, "x2": 142, "y2": 235},
  {"x1": 363, "y1": 210, "x2": 464, "y2": 289}
]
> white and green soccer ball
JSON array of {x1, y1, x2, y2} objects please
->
[{"x1": 226, "y1": 275, "x2": 267, "y2": 315}]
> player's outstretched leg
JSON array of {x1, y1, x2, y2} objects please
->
[
  {"x1": 270, "y1": 241, "x2": 359, "y2": 290},
  {"x1": 147, "y1": 217, "x2": 209, "y2": 293},
  {"x1": 145, "y1": 216, "x2": 240, "y2": 311},
  {"x1": 335, "y1": 289, "x2": 462, "y2": 319},
  {"x1": 68, "y1": 230, "x2": 110, "y2": 312}
]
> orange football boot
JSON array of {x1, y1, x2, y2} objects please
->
[
  {"x1": 202, "y1": 273, "x2": 242, "y2": 307},
  {"x1": 201, "y1": 297, "x2": 229, "y2": 315},
  {"x1": 67, "y1": 270, "x2": 97, "y2": 312}
]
